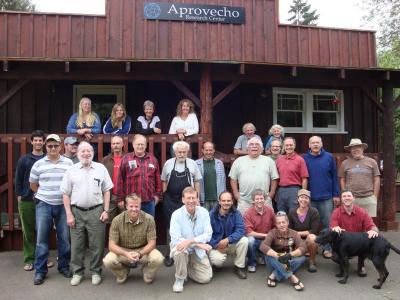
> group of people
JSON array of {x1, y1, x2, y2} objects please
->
[
  {"x1": 15, "y1": 113, "x2": 381, "y2": 293},
  {"x1": 65, "y1": 97, "x2": 199, "y2": 140}
]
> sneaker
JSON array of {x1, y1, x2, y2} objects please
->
[
  {"x1": 172, "y1": 278, "x2": 185, "y2": 293},
  {"x1": 92, "y1": 274, "x2": 102, "y2": 285},
  {"x1": 308, "y1": 264, "x2": 317, "y2": 273},
  {"x1": 234, "y1": 266, "x2": 247, "y2": 279},
  {"x1": 247, "y1": 265, "x2": 256, "y2": 273},
  {"x1": 116, "y1": 273, "x2": 128, "y2": 284},
  {"x1": 70, "y1": 274, "x2": 83, "y2": 286}
]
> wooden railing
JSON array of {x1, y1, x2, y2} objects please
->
[{"x1": 0, "y1": 133, "x2": 384, "y2": 233}]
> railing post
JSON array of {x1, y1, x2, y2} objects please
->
[
  {"x1": 148, "y1": 136, "x2": 154, "y2": 155},
  {"x1": 7, "y1": 137, "x2": 14, "y2": 231},
  {"x1": 98, "y1": 136, "x2": 104, "y2": 161}
]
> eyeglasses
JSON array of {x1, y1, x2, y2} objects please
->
[
  {"x1": 46, "y1": 144, "x2": 60, "y2": 149},
  {"x1": 276, "y1": 211, "x2": 287, "y2": 216}
]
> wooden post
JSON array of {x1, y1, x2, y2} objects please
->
[
  {"x1": 381, "y1": 83, "x2": 398, "y2": 230},
  {"x1": 200, "y1": 64, "x2": 212, "y2": 138}
]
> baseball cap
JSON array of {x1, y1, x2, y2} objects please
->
[
  {"x1": 64, "y1": 136, "x2": 78, "y2": 145},
  {"x1": 45, "y1": 134, "x2": 61, "y2": 143}
]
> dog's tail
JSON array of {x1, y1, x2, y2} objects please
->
[{"x1": 389, "y1": 243, "x2": 400, "y2": 255}]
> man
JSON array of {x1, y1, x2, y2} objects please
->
[
  {"x1": 63, "y1": 136, "x2": 79, "y2": 164},
  {"x1": 330, "y1": 189, "x2": 379, "y2": 276},
  {"x1": 15, "y1": 130, "x2": 46, "y2": 271},
  {"x1": 267, "y1": 139, "x2": 282, "y2": 161},
  {"x1": 303, "y1": 136, "x2": 340, "y2": 258},
  {"x1": 338, "y1": 138, "x2": 381, "y2": 217},
  {"x1": 275, "y1": 137, "x2": 309, "y2": 213},
  {"x1": 229, "y1": 137, "x2": 279, "y2": 214},
  {"x1": 208, "y1": 191, "x2": 249, "y2": 279},
  {"x1": 116, "y1": 134, "x2": 162, "y2": 217},
  {"x1": 29, "y1": 134, "x2": 73, "y2": 285},
  {"x1": 101, "y1": 135, "x2": 125, "y2": 221},
  {"x1": 61, "y1": 141, "x2": 113, "y2": 286},
  {"x1": 169, "y1": 186, "x2": 213, "y2": 293},
  {"x1": 103, "y1": 194, "x2": 164, "y2": 284},
  {"x1": 243, "y1": 189, "x2": 275, "y2": 273},
  {"x1": 196, "y1": 141, "x2": 226, "y2": 211},
  {"x1": 161, "y1": 141, "x2": 202, "y2": 266}
]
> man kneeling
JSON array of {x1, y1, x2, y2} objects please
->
[
  {"x1": 103, "y1": 194, "x2": 164, "y2": 284},
  {"x1": 170, "y1": 187, "x2": 213, "y2": 293}
]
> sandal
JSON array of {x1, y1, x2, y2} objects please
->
[
  {"x1": 322, "y1": 250, "x2": 332, "y2": 259},
  {"x1": 267, "y1": 276, "x2": 276, "y2": 287},
  {"x1": 292, "y1": 280, "x2": 304, "y2": 291},
  {"x1": 24, "y1": 263, "x2": 34, "y2": 271},
  {"x1": 47, "y1": 261, "x2": 55, "y2": 268}
]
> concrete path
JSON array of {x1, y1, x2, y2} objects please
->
[{"x1": 1, "y1": 231, "x2": 399, "y2": 300}]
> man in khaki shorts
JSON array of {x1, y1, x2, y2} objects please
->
[
  {"x1": 103, "y1": 194, "x2": 164, "y2": 284},
  {"x1": 338, "y1": 138, "x2": 380, "y2": 217}
]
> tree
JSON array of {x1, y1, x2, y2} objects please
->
[
  {"x1": 0, "y1": 0, "x2": 35, "y2": 11},
  {"x1": 287, "y1": 0, "x2": 319, "y2": 26}
]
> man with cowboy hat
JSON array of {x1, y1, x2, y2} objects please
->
[{"x1": 338, "y1": 138, "x2": 380, "y2": 217}]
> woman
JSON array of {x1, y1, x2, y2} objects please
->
[
  {"x1": 264, "y1": 124, "x2": 285, "y2": 154},
  {"x1": 260, "y1": 211, "x2": 306, "y2": 291},
  {"x1": 136, "y1": 100, "x2": 161, "y2": 135},
  {"x1": 288, "y1": 189, "x2": 320, "y2": 273},
  {"x1": 66, "y1": 97, "x2": 101, "y2": 140},
  {"x1": 169, "y1": 99, "x2": 199, "y2": 140},
  {"x1": 233, "y1": 123, "x2": 261, "y2": 155},
  {"x1": 103, "y1": 103, "x2": 131, "y2": 134}
]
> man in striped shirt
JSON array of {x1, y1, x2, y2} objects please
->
[{"x1": 29, "y1": 134, "x2": 73, "y2": 285}]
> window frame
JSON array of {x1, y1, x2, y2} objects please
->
[{"x1": 272, "y1": 87, "x2": 346, "y2": 133}]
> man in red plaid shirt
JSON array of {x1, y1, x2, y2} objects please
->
[{"x1": 116, "y1": 134, "x2": 162, "y2": 216}]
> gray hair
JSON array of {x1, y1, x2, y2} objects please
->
[
  {"x1": 77, "y1": 141, "x2": 94, "y2": 153},
  {"x1": 309, "y1": 135, "x2": 322, "y2": 143},
  {"x1": 242, "y1": 122, "x2": 256, "y2": 133},
  {"x1": 247, "y1": 136, "x2": 263, "y2": 147},
  {"x1": 268, "y1": 124, "x2": 285, "y2": 136},
  {"x1": 143, "y1": 100, "x2": 155, "y2": 109},
  {"x1": 173, "y1": 141, "x2": 190, "y2": 152}
]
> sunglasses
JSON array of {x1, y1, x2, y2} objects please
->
[{"x1": 46, "y1": 144, "x2": 60, "y2": 149}]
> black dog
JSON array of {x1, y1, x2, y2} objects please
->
[{"x1": 316, "y1": 229, "x2": 400, "y2": 289}]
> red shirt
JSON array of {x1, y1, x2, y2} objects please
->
[
  {"x1": 243, "y1": 205, "x2": 275, "y2": 238},
  {"x1": 112, "y1": 155, "x2": 122, "y2": 194},
  {"x1": 330, "y1": 205, "x2": 376, "y2": 232},
  {"x1": 116, "y1": 152, "x2": 162, "y2": 203},
  {"x1": 276, "y1": 153, "x2": 309, "y2": 186}
]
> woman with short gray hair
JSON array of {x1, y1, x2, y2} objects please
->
[{"x1": 136, "y1": 100, "x2": 161, "y2": 135}]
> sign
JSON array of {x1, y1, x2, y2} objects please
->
[{"x1": 144, "y1": 2, "x2": 245, "y2": 24}]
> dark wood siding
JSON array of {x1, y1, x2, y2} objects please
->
[{"x1": 0, "y1": 0, "x2": 376, "y2": 68}]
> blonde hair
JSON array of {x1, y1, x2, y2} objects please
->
[
  {"x1": 176, "y1": 99, "x2": 195, "y2": 116},
  {"x1": 111, "y1": 103, "x2": 126, "y2": 128},
  {"x1": 76, "y1": 97, "x2": 96, "y2": 128}
]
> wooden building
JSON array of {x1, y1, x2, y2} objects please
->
[{"x1": 1, "y1": 0, "x2": 399, "y2": 249}]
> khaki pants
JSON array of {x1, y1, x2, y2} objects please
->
[
  {"x1": 354, "y1": 195, "x2": 377, "y2": 217},
  {"x1": 103, "y1": 248, "x2": 164, "y2": 281},
  {"x1": 208, "y1": 236, "x2": 249, "y2": 268},
  {"x1": 170, "y1": 247, "x2": 212, "y2": 283}
]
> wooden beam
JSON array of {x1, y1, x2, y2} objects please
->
[
  {"x1": 290, "y1": 66, "x2": 297, "y2": 77},
  {"x1": 65, "y1": 61, "x2": 70, "y2": 73},
  {"x1": 125, "y1": 62, "x2": 131, "y2": 73},
  {"x1": 170, "y1": 79, "x2": 201, "y2": 108},
  {"x1": 384, "y1": 71, "x2": 390, "y2": 81},
  {"x1": 339, "y1": 68, "x2": 346, "y2": 79},
  {"x1": 200, "y1": 65, "x2": 212, "y2": 136},
  {"x1": 0, "y1": 79, "x2": 30, "y2": 108},
  {"x1": 212, "y1": 79, "x2": 241, "y2": 107},
  {"x1": 239, "y1": 63, "x2": 245, "y2": 75},
  {"x1": 360, "y1": 87, "x2": 384, "y2": 112},
  {"x1": 3, "y1": 60, "x2": 8, "y2": 72},
  {"x1": 184, "y1": 62, "x2": 189, "y2": 73},
  {"x1": 394, "y1": 94, "x2": 400, "y2": 108}
]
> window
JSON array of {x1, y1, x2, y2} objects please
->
[{"x1": 273, "y1": 88, "x2": 345, "y2": 133}]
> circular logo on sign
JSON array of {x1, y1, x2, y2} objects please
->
[{"x1": 144, "y1": 3, "x2": 161, "y2": 19}]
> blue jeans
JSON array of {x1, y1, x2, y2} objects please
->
[
  {"x1": 34, "y1": 200, "x2": 71, "y2": 275},
  {"x1": 311, "y1": 198, "x2": 333, "y2": 251},
  {"x1": 265, "y1": 255, "x2": 306, "y2": 281},
  {"x1": 247, "y1": 236, "x2": 262, "y2": 267},
  {"x1": 141, "y1": 200, "x2": 155, "y2": 217},
  {"x1": 276, "y1": 186, "x2": 300, "y2": 213}
]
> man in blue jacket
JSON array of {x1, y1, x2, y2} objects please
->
[
  {"x1": 303, "y1": 136, "x2": 340, "y2": 258},
  {"x1": 14, "y1": 130, "x2": 46, "y2": 271},
  {"x1": 208, "y1": 191, "x2": 249, "y2": 279}
]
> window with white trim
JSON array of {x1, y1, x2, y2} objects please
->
[{"x1": 273, "y1": 88, "x2": 345, "y2": 133}]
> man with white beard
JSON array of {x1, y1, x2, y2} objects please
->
[{"x1": 61, "y1": 141, "x2": 113, "y2": 286}]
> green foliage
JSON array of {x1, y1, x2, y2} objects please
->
[
  {"x1": 0, "y1": 0, "x2": 35, "y2": 11},
  {"x1": 287, "y1": 0, "x2": 319, "y2": 26}
]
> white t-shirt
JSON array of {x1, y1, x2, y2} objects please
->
[{"x1": 168, "y1": 113, "x2": 199, "y2": 136}]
